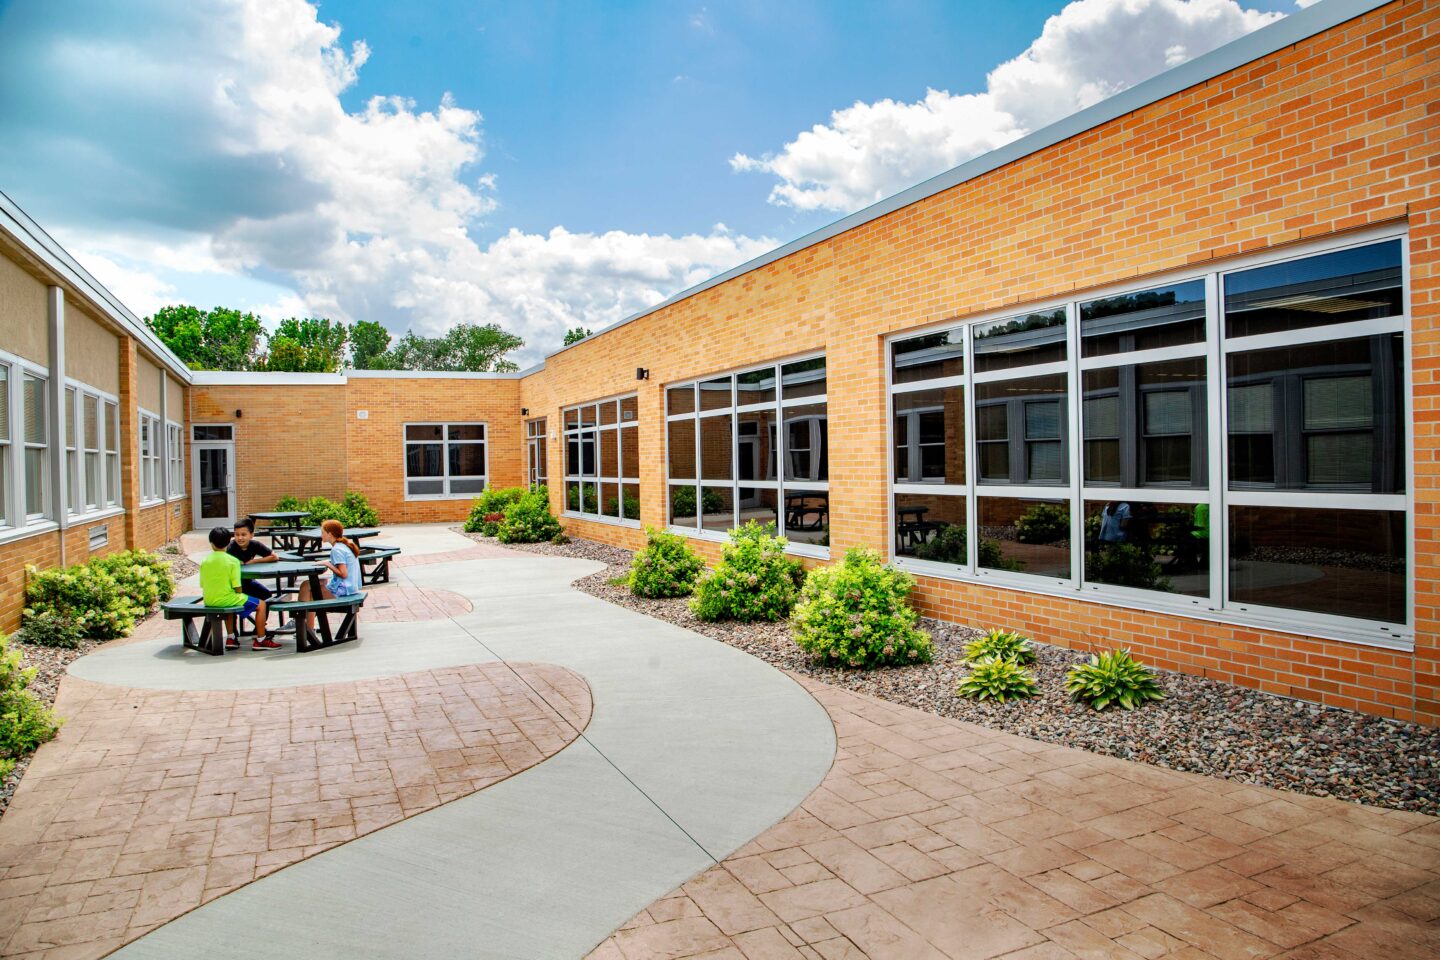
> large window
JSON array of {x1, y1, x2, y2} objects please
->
[
  {"x1": 167, "y1": 421, "x2": 184, "y2": 497},
  {"x1": 84, "y1": 395, "x2": 101, "y2": 511},
  {"x1": 104, "y1": 401, "x2": 119, "y2": 507},
  {"x1": 404, "y1": 423, "x2": 487, "y2": 498},
  {"x1": 563, "y1": 396, "x2": 638, "y2": 524},
  {"x1": 526, "y1": 417, "x2": 548, "y2": 489},
  {"x1": 62, "y1": 385, "x2": 112, "y2": 516},
  {"x1": 139, "y1": 411, "x2": 161, "y2": 503},
  {"x1": 667, "y1": 355, "x2": 828, "y2": 553},
  {"x1": 23, "y1": 373, "x2": 48, "y2": 520},
  {"x1": 888, "y1": 233, "x2": 1410, "y2": 645},
  {"x1": 65, "y1": 386, "x2": 78, "y2": 516}
]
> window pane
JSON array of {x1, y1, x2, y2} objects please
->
[
  {"x1": 406, "y1": 443, "x2": 443, "y2": 477},
  {"x1": 701, "y1": 485, "x2": 735, "y2": 534},
  {"x1": 600, "y1": 481, "x2": 620, "y2": 518},
  {"x1": 1084, "y1": 440, "x2": 1121, "y2": 484},
  {"x1": 1083, "y1": 499, "x2": 1210, "y2": 597},
  {"x1": 893, "y1": 387, "x2": 963, "y2": 484},
  {"x1": 598, "y1": 401, "x2": 618, "y2": 426},
  {"x1": 736, "y1": 368, "x2": 776, "y2": 406},
  {"x1": 1229, "y1": 506, "x2": 1404, "y2": 623},
  {"x1": 669, "y1": 484, "x2": 698, "y2": 527},
  {"x1": 580, "y1": 430, "x2": 597, "y2": 477},
  {"x1": 1083, "y1": 394, "x2": 1120, "y2": 438},
  {"x1": 1026, "y1": 441, "x2": 1063, "y2": 483},
  {"x1": 566, "y1": 480, "x2": 582, "y2": 513},
  {"x1": 0, "y1": 367, "x2": 7, "y2": 442},
  {"x1": 23, "y1": 375, "x2": 44, "y2": 443},
  {"x1": 1080, "y1": 279, "x2": 1205, "y2": 357},
  {"x1": 1224, "y1": 239, "x2": 1402, "y2": 339},
  {"x1": 1144, "y1": 391, "x2": 1191, "y2": 435},
  {"x1": 192, "y1": 424, "x2": 230, "y2": 441},
  {"x1": 1025, "y1": 401, "x2": 1061, "y2": 440},
  {"x1": 619, "y1": 396, "x2": 638, "y2": 424},
  {"x1": 977, "y1": 374, "x2": 1066, "y2": 485},
  {"x1": 450, "y1": 477, "x2": 486, "y2": 495},
  {"x1": 737, "y1": 487, "x2": 778, "y2": 530},
  {"x1": 978, "y1": 497, "x2": 1070, "y2": 578},
  {"x1": 620, "y1": 426, "x2": 639, "y2": 480},
  {"x1": 699, "y1": 376, "x2": 732, "y2": 412},
  {"x1": 1227, "y1": 335, "x2": 1402, "y2": 492},
  {"x1": 65, "y1": 388, "x2": 75, "y2": 449},
  {"x1": 448, "y1": 424, "x2": 484, "y2": 441},
  {"x1": 406, "y1": 424, "x2": 443, "y2": 442},
  {"x1": 667, "y1": 385, "x2": 695, "y2": 416},
  {"x1": 85, "y1": 452, "x2": 99, "y2": 508},
  {"x1": 565, "y1": 407, "x2": 580, "y2": 430},
  {"x1": 782, "y1": 404, "x2": 827, "y2": 482},
  {"x1": 781, "y1": 357, "x2": 826, "y2": 400},
  {"x1": 783, "y1": 488, "x2": 828, "y2": 546},
  {"x1": 620, "y1": 482, "x2": 639, "y2": 521},
  {"x1": 737, "y1": 409, "x2": 776, "y2": 481},
  {"x1": 972, "y1": 308, "x2": 1066, "y2": 372},
  {"x1": 25, "y1": 448, "x2": 45, "y2": 516},
  {"x1": 895, "y1": 493, "x2": 967, "y2": 564},
  {"x1": 448, "y1": 443, "x2": 486, "y2": 477},
  {"x1": 600, "y1": 429, "x2": 619, "y2": 477},
  {"x1": 700, "y1": 414, "x2": 733, "y2": 481},
  {"x1": 668, "y1": 419, "x2": 696, "y2": 480},
  {"x1": 566, "y1": 436, "x2": 582, "y2": 477},
  {"x1": 892, "y1": 327, "x2": 965, "y2": 384},
  {"x1": 83, "y1": 396, "x2": 98, "y2": 450}
]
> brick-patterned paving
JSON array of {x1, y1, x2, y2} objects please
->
[
  {"x1": 393, "y1": 542, "x2": 522, "y2": 567},
  {"x1": 359, "y1": 584, "x2": 472, "y2": 622},
  {"x1": 589, "y1": 678, "x2": 1440, "y2": 960},
  {"x1": 0, "y1": 663, "x2": 591, "y2": 959}
]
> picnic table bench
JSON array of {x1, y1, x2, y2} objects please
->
[
  {"x1": 270, "y1": 593, "x2": 366, "y2": 652},
  {"x1": 295, "y1": 544, "x2": 402, "y2": 585},
  {"x1": 291, "y1": 526, "x2": 381, "y2": 551},
  {"x1": 162, "y1": 595, "x2": 248, "y2": 657}
]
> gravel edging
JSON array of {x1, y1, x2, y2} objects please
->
[
  {"x1": 459, "y1": 529, "x2": 1440, "y2": 815},
  {"x1": 0, "y1": 540, "x2": 195, "y2": 820}
]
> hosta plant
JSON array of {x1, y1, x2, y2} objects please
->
[
  {"x1": 964, "y1": 629, "x2": 1035, "y2": 665},
  {"x1": 1065, "y1": 649, "x2": 1166, "y2": 711},
  {"x1": 629, "y1": 527, "x2": 705, "y2": 598},
  {"x1": 792, "y1": 547, "x2": 932, "y2": 668},
  {"x1": 957, "y1": 657, "x2": 1038, "y2": 703}
]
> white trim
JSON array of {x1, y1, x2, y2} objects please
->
[
  {"x1": 1079, "y1": 342, "x2": 1206, "y2": 371},
  {"x1": 1222, "y1": 316, "x2": 1404, "y2": 354},
  {"x1": 189, "y1": 371, "x2": 346, "y2": 386},
  {"x1": 345, "y1": 369, "x2": 526, "y2": 381},
  {"x1": 0, "y1": 519, "x2": 60, "y2": 547},
  {"x1": 1078, "y1": 487, "x2": 1207, "y2": 505},
  {"x1": 972, "y1": 361, "x2": 1069, "y2": 385},
  {"x1": 1223, "y1": 490, "x2": 1406, "y2": 510},
  {"x1": 563, "y1": 511, "x2": 640, "y2": 530}
]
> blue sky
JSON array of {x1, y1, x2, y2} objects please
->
[{"x1": 0, "y1": 0, "x2": 1303, "y2": 364}]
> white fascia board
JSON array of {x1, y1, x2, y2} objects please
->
[
  {"x1": 189, "y1": 371, "x2": 348, "y2": 386},
  {"x1": 345, "y1": 369, "x2": 529, "y2": 381}
]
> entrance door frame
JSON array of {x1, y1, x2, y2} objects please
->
[{"x1": 191, "y1": 424, "x2": 236, "y2": 528}]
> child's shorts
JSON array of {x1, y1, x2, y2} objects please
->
[{"x1": 241, "y1": 596, "x2": 261, "y2": 617}]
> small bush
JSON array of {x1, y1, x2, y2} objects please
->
[
  {"x1": 912, "y1": 524, "x2": 1021, "y2": 571},
  {"x1": 339, "y1": 490, "x2": 380, "y2": 527},
  {"x1": 25, "y1": 563, "x2": 135, "y2": 640},
  {"x1": 465, "y1": 486, "x2": 527, "y2": 535},
  {"x1": 1085, "y1": 543, "x2": 1172, "y2": 592},
  {"x1": 670, "y1": 486, "x2": 725, "y2": 519},
  {"x1": 497, "y1": 487, "x2": 563, "y2": 544},
  {"x1": 274, "y1": 491, "x2": 379, "y2": 528},
  {"x1": 957, "y1": 657, "x2": 1038, "y2": 702},
  {"x1": 17, "y1": 612, "x2": 84, "y2": 650},
  {"x1": 1065, "y1": 649, "x2": 1166, "y2": 711},
  {"x1": 0, "y1": 631, "x2": 62, "y2": 777},
  {"x1": 964, "y1": 629, "x2": 1035, "y2": 665},
  {"x1": 274, "y1": 494, "x2": 303, "y2": 513},
  {"x1": 630, "y1": 527, "x2": 705, "y2": 598},
  {"x1": 551, "y1": 532, "x2": 571, "y2": 546},
  {"x1": 93, "y1": 550, "x2": 176, "y2": 607},
  {"x1": 1015, "y1": 503, "x2": 1069, "y2": 544},
  {"x1": 792, "y1": 547, "x2": 932, "y2": 668},
  {"x1": 690, "y1": 521, "x2": 804, "y2": 622}
]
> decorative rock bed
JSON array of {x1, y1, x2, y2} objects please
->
[{"x1": 461, "y1": 529, "x2": 1440, "y2": 815}]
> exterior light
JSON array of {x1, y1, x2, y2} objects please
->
[
  {"x1": 521, "y1": 407, "x2": 529, "y2": 416},
  {"x1": 636, "y1": 367, "x2": 649, "y2": 381}
]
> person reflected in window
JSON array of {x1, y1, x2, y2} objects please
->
[{"x1": 1099, "y1": 501, "x2": 1131, "y2": 543}]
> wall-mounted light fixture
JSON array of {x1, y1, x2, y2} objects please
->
[
  {"x1": 234, "y1": 409, "x2": 243, "y2": 418},
  {"x1": 636, "y1": 367, "x2": 649, "y2": 381},
  {"x1": 521, "y1": 407, "x2": 529, "y2": 416}
]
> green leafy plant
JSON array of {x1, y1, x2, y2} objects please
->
[
  {"x1": 1084, "y1": 543, "x2": 1172, "y2": 592},
  {"x1": 792, "y1": 547, "x2": 932, "y2": 668},
  {"x1": 1065, "y1": 649, "x2": 1166, "y2": 711},
  {"x1": 465, "y1": 486, "x2": 527, "y2": 535},
  {"x1": 566, "y1": 485, "x2": 599, "y2": 513},
  {"x1": 25, "y1": 563, "x2": 135, "y2": 640},
  {"x1": 912, "y1": 524, "x2": 1021, "y2": 571},
  {"x1": 964, "y1": 628, "x2": 1035, "y2": 665},
  {"x1": 550, "y1": 531, "x2": 571, "y2": 546},
  {"x1": 339, "y1": 490, "x2": 379, "y2": 527},
  {"x1": 93, "y1": 550, "x2": 176, "y2": 607},
  {"x1": 670, "y1": 486, "x2": 725, "y2": 519},
  {"x1": 273, "y1": 492, "x2": 378, "y2": 528},
  {"x1": 690, "y1": 521, "x2": 804, "y2": 622},
  {"x1": 957, "y1": 657, "x2": 1038, "y2": 702},
  {"x1": 497, "y1": 487, "x2": 563, "y2": 543},
  {"x1": 17, "y1": 612, "x2": 84, "y2": 650},
  {"x1": 1015, "y1": 503, "x2": 1069, "y2": 544},
  {"x1": 0, "y1": 631, "x2": 62, "y2": 779},
  {"x1": 630, "y1": 527, "x2": 705, "y2": 598},
  {"x1": 274, "y1": 495, "x2": 303, "y2": 513}
]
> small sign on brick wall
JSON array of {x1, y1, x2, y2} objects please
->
[{"x1": 357, "y1": 410, "x2": 369, "y2": 420}]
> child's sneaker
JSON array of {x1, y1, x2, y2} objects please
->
[
  {"x1": 251, "y1": 637, "x2": 282, "y2": 650},
  {"x1": 226, "y1": 635, "x2": 240, "y2": 650}
]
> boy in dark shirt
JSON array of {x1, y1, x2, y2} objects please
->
[{"x1": 228, "y1": 516, "x2": 278, "y2": 602}]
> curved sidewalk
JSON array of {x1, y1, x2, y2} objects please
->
[{"x1": 82, "y1": 529, "x2": 837, "y2": 959}]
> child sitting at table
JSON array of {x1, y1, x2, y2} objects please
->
[
  {"x1": 201, "y1": 526, "x2": 279, "y2": 651},
  {"x1": 296, "y1": 519, "x2": 363, "y2": 630}
]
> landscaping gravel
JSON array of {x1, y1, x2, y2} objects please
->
[
  {"x1": 1, "y1": 539, "x2": 193, "y2": 820},
  {"x1": 460, "y1": 530, "x2": 1440, "y2": 815}
]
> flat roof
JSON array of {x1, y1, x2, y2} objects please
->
[{"x1": 542, "y1": 0, "x2": 1391, "y2": 364}]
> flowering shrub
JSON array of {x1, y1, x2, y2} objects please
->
[
  {"x1": 497, "y1": 487, "x2": 563, "y2": 543},
  {"x1": 1065, "y1": 649, "x2": 1166, "y2": 711},
  {"x1": 957, "y1": 657, "x2": 1038, "y2": 702},
  {"x1": 690, "y1": 522, "x2": 804, "y2": 622},
  {"x1": 964, "y1": 629, "x2": 1035, "y2": 665},
  {"x1": 24, "y1": 550, "x2": 173, "y2": 641},
  {"x1": 792, "y1": 547, "x2": 932, "y2": 668},
  {"x1": 93, "y1": 550, "x2": 176, "y2": 607},
  {"x1": 0, "y1": 631, "x2": 61, "y2": 779},
  {"x1": 629, "y1": 527, "x2": 704, "y2": 598},
  {"x1": 465, "y1": 486, "x2": 527, "y2": 535}
]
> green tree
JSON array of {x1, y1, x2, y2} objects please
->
[
  {"x1": 563, "y1": 326, "x2": 593, "y2": 346},
  {"x1": 349, "y1": 320, "x2": 392, "y2": 369},
  {"x1": 262, "y1": 317, "x2": 349, "y2": 372},
  {"x1": 385, "y1": 322, "x2": 523, "y2": 372},
  {"x1": 144, "y1": 305, "x2": 265, "y2": 371}
]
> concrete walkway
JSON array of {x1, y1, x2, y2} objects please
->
[{"x1": 74, "y1": 526, "x2": 837, "y2": 959}]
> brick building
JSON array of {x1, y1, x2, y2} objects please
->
[{"x1": 2, "y1": 0, "x2": 1435, "y2": 722}]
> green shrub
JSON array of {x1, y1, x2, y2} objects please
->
[
  {"x1": 339, "y1": 490, "x2": 380, "y2": 527},
  {"x1": 566, "y1": 485, "x2": 599, "y2": 513},
  {"x1": 93, "y1": 550, "x2": 176, "y2": 607},
  {"x1": 912, "y1": 524, "x2": 1021, "y2": 571},
  {"x1": 0, "y1": 631, "x2": 62, "y2": 777},
  {"x1": 690, "y1": 521, "x2": 804, "y2": 622},
  {"x1": 964, "y1": 628, "x2": 1035, "y2": 665},
  {"x1": 670, "y1": 486, "x2": 725, "y2": 519},
  {"x1": 274, "y1": 495, "x2": 303, "y2": 513},
  {"x1": 1084, "y1": 543, "x2": 1172, "y2": 592},
  {"x1": 17, "y1": 612, "x2": 83, "y2": 650},
  {"x1": 550, "y1": 531, "x2": 571, "y2": 546},
  {"x1": 498, "y1": 487, "x2": 563, "y2": 544},
  {"x1": 1015, "y1": 503, "x2": 1069, "y2": 544},
  {"x1": 630, "y1": 527, "x2": 705, "y2": 598},
  {"x1": 957, "y1": 657, "x2": 1038, "y2": 702},
  {"x1": 274, "y1": 492, "x2": 379, "y2": 528},
  {"x1": 792, "y1": 547, "x2": 932, "y2": 668},
  {"x1": 25, "y1": 563, "x2": 136, "y2": 640},
  {"x1": 1065, "y1": 649, "x2": 1166, "y2": 711},
  {"x1": 465, "y1": 486, "x2": 527, "y2": 535}
]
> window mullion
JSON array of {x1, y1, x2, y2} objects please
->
[{"x1": 1064, "y1": 300, "x2": 1082, "y2": 590}]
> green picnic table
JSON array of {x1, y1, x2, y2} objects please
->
[
  {"x1": 239, "y1": 558, "x2": 362, "y2": 652},
  {"x1": 250, "y1": 511, "x2": 309, "y2": 549},
  {"x1": 291, "y1": 526, "x2": 381, "y2": 550}
]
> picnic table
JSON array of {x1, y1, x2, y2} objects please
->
[
  {"x1": 250, "y1": 511, "x2": 309, "y2": 549},
  {"x1": 240, "y1": 558, "x2": 362, "y2": 652},
  {"x1": 291, "y1": 526, "x2": 381, "y2": 551}
]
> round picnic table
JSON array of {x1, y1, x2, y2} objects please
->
[{"x1": 240, "y1": 559, "x2": 329, "y2": 650}]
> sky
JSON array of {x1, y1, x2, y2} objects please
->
[{"x1": 0, "y1": 0, "x2": 1309, "y2": 366}]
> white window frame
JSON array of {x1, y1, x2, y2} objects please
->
[
  {"x1": 886, "y1": 226, "x2": 1413, "y2": 651},
  {"x1": 61, "y1": 379, "x2": 121, "y2": 520},
  {"x1": 562, "y1": 395, "x2": 639, "y2": 527},
  {"x1": 21, "y1": 368, "x2": 50, "y2": 523},
  {"x1": 104, "y1": 400, "x2": 119, "y2": 508},
  {"x1": 64, "y1": 385, "x2": 78, "y2": 517},
  {"x1": 403, "y1": 422, "x2": 488, "y2": 500},
  {"x1": 139, "y1": 409, "x2": 162, "y2": 505},
  {"x1": 166, "y1": 420, "x2": 185, "y2": 500},
  {"x1": 664, "y1": 353, "x2": 829, "y2": 558},
  {"x1": 526, "y1": 416, "x2": 549, "y2": 490},
  {"x1": 0, "y1": 350, "x2": 59, "y2": 540}
]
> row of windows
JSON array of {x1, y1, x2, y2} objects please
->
[{"x1": 563, "y1": 396, "x2": 640, "y2": 522}]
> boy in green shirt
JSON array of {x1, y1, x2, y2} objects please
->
[{"x1": 200, "y1": 527, "x2": 277, "y2": 650}]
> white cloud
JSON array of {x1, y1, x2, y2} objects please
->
[
  {"x1": 732, "y1": 0, "x2": 1283, "y2": 212},
  {"x1": 0, "y1": 0, "x2": 771, "y2": 365}
]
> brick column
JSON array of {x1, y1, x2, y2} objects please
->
[{"x1": 117, "y1": 339, "x2": 141, "y2": 549}]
